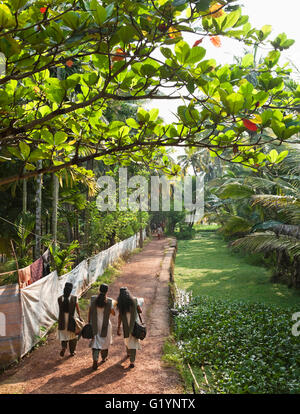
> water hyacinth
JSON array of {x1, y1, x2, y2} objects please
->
[{"x1": 173, "y1": 295, "x2": 300, "y2": 394}]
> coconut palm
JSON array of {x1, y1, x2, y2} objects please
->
[{"x1": 206, "y1": 147, "x2": 300, "y2": 288}]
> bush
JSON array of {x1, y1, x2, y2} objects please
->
[{"x1": 174, "y1": 295, "x2": 300, "y2": 394}]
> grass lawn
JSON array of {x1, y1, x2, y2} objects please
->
[{"x1": 174, "y1": 231, "x2": 300, "y2": 309}]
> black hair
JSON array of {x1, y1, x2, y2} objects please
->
[
  {"x1": 117, "y1": 287, "x2": 135, "y2": 314},
  {"x1": 62, "y1": 283, "x2": 72, "y2": 313},
  {"x1": 96, "y1": 284, "x2": 108, "y2": 308}
]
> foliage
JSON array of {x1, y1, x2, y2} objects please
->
[
  {"x1": 0, "y1": 0, "x2": 299, "y2": 188},
  {"x1": 49, "y1": 240, "x2": 79, "y2": 275},
  {"x1": 13, "y1": 212, "x2": 35, "y2": 258},
  {"x1": 174, "y1": 295, "x2": 300, "y2": 394},
  {"x1": 204, "y1": 146, "x2": 300, "y2": 287}
]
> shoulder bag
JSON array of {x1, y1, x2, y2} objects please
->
[{"x1": 132, "y1": 300, "x2": 147, "y2": 340}]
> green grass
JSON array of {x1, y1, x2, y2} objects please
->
[{"x1": 174, "y1": 231, "x2": 300, "y2": 309}]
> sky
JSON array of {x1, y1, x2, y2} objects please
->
[{"x1": 146, "y1": 0, "x2": 300, "y2": 126}]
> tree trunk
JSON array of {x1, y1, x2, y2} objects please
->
[
  {"x1": 52, "y1": 173, "x2": 59, "y2": 247},
  {"x1": 34, "y1": 160, "x2": 43, "y2": 259},
  {"x1": 84, "y1": 159, "x2": 93, "y2": 248},
  {"x1": 22, "y1": 179, "x2": 27, "y2": 213}
]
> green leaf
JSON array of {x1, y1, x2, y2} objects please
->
[
  {"x1": 264, "y1": 50, "x2": 280, "y2": 68},
  {"x1": 90, "y1": 0, "x2": 107, "y2": 26},
  {"x1": 141, "y1": 64, "x2": 157, "y2": 77},
  {"x1": 261, "y1": 110, "x2": 273, "y2": 125},
  {"x1": 54, "y1": 131, "x2": 68, "y2": 146},
  {"x1": 126, "y1": 118, "x2": 140, "y2": 129},
  {"x1": 174, "y1": 40, "x2": 190, "y2": 64},
  {"x1": 284, "y1": 126, "x2": 300, "y2": 140},
  {"x1": 257, "y1": 25, "x2": 272, "y2": 41},
  {"x1": 41, "y1": 130, "x2": 54, "y2": 145},
  {"x1": 19, "y1": 141, "x2": 30, "y2": 160},
  {"x1": 117, "y1": 26, "x2": 138, "y2": 44},
  {"x1": 267, "y1": 149, "x2": 278, "y2": 163},
  {"x1": 62, "y1": 12, "x2": 81, "y2": 30},
  {"x1": 28, "y1": 149, "x2": 48, "y2": 162},
  {"x1": 10, "y1": 0, "x2": 28, "y2": 10},
  {"x1": 186, "y1": 46, "x2": 206, "y2": 65},
  {"x1": 7, "y1": 147, "x2": 22, "y2": 160},
  {"x1": 0, "y1": 5, "x2": 14, "y2": 28},
  {"x1": 225, "y1": 93, "x2": 244, "y2": 114},
  {"x1": 149, "y1": 108, "x2": 159, "y2": 122},
  {"x1": 196, "y1": 0, "x2": 211, "y2": 12},
  {"x1": 221, "y1": 8, "x2": 242, "y2": 31},
  {"x1": 271, "y1": 119, "x2": 285, "y2": 138},
  {"x1": 160, "y1": 47, "x2": 173, "y2": 59},
  {"x1": 241, "y1": 53, "x2": 253, "y2": 68},
  {"x1": 83, "y1": 72, "x2": 98, "y2": 86},
  {"x1": 276, "y1": 150, "x2": 288, "y2": 163}
]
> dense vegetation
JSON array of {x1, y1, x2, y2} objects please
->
[
  {"x1": 174, "y1": 295, "x2": 300, "y2": 394},
  {"x1": 206, "y1": 145, "x2": 300, "y2": 288},
  {"x1": 166, "y1": 229, "x2": 300, "y2": 394}
]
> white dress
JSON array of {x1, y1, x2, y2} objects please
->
[
  {"x1": 90, "y1": 299, "x2": 117, "y2": 350},
  {"x1": 124, "y1": 297, "x2": 144, "y2": 350},
  {"x1": 58, "y1": 312, "x2": 77, "y2": 341}
]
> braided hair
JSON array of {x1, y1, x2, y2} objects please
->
[
  {"x1": 62, "y1": 282, "x2": 73, "y2": 312},
  {"x1": 96, "y1": 283, "x2": 108, "y2": 308},
  {"x1": 117, "y1": 287, "x2": 135, "y2": 314}
]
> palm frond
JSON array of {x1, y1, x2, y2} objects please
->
[
  {"x1": 219, "y1": 215, "x2": 253, "y2": 236},
  {"x1": 231, "y1": 233, "x2": 300, "y2": 257}
]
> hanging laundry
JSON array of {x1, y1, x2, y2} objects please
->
[
  {"x1": 18, "y1": 265, "x2": 32, "y2": 288},
  {"x1": 30, "y1": 257, "x2": 43, "y2": 283},
  {"x1": 42, "y1": 248, "x2": 51, "y2": 277}
]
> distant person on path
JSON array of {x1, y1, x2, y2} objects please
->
[
  {"x1": 57, "y1": 282, "x2": 82, "y2": 357},
  {"x1": 117, "y1": 287, "x2": 144, "y2": 368},
  {"x1": 157, "y1": 225, "x2": 163, "y2": 240},
  {"x1": 88, "y1": 283, "x2": 117, "y2": 370}
]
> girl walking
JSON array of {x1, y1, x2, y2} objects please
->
[
  {"x1": 58, "y1": 282, "x2": 82, "y2": 357},
  {"x1": 117, "y1": 287, "x2": 144, "y2": 368},
  {"x1": 88, "y1": 283, "x2": 116, "y2": 370}
]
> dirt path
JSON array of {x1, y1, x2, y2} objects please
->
[{"x1": 0, "y1": 238, "x2": 182, "y2": 394}]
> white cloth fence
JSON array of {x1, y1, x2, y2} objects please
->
[{"x1": 20, "y1": 230, "x2": 146, "y2": 358}]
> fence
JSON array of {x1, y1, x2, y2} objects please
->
[{"x1": 0, "y1": 230, "x2": 146, "y2": 369}]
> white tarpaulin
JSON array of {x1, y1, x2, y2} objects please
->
[
  {"x1": 20, "y1": 271, "x2": 59, "y2": 356},
  {"x1": 58, "y1": 259, "x2": 89, "y2": 298},
  {"x1": 18, "y1": 230, "x2": 146, "y2": 360}
]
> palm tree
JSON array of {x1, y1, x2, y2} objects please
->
[{"x1": 206, "y1": 147, "x2": 300, "y2": 288}]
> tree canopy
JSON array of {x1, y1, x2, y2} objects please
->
[{"x1": 0, "y1": 0, "x2": 299, "y2": 186}]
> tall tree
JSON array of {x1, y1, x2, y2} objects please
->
[
  {"x1": 34, "y1": 160, "x2": 43, "y2": 259},
  {"x1": 0, "y1": 0, "x2": 299, "y2": 188}
]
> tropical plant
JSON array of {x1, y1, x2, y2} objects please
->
[
  {"x1": 0, "y1": 0, "x2": 299, "y2": 189},
  {"x1": 49, "y1": 240, "x2": 80, "y2": 276},
  {"x1": 206, "y1": 147, "x2": 300, "y2": 287}
]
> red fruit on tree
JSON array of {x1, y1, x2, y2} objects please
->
[
  {"x1": 66, "y1": 60, "x2": 74, "y2": 67},
  {"x1": 40, "y1": 7, "x2": 47, "y2": 14}
]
